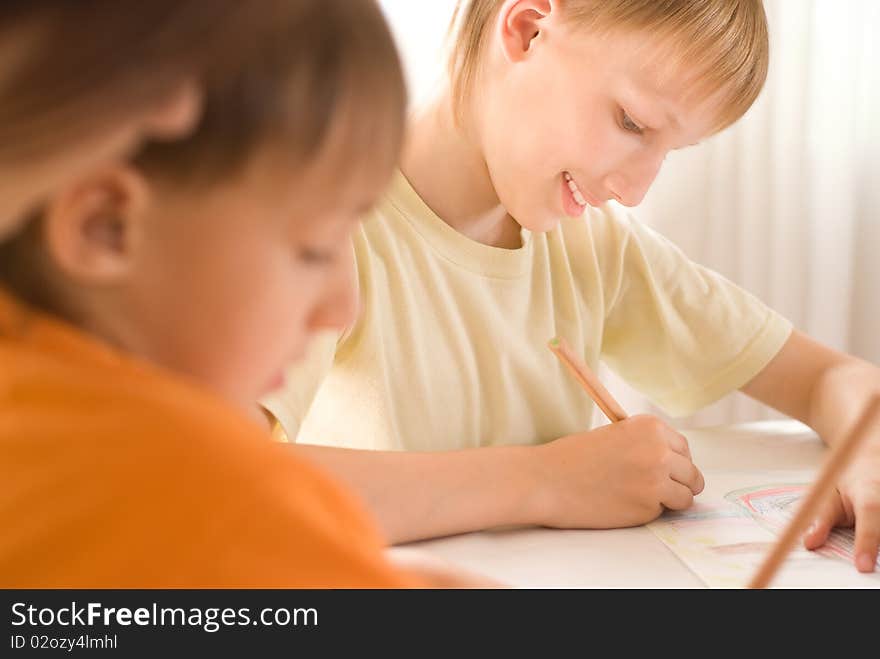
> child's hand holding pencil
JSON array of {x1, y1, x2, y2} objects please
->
[
  {"x1": 548, "y1": 336, "x2": 880, "y2": 586},
  {"x1": 530, "y1": 337, "x2": 704, "y2": 529}
]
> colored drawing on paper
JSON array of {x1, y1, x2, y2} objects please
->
[
  {"x1": 647, "y1": 471, "x2": 880, "y2": 588},
  {"x1": 724, "y1": 484, "x2": 860, "y2": 565}
]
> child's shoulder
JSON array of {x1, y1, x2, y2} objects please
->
[
  {"x1": 0, "y1": 308, "x2": 378, "y2": 545},
  {"x1": 0, "y1": 294, "x2": 269, "y2": 476}
]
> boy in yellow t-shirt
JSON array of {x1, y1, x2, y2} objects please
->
[{"x1": 263, "y1": 0, "x2": 880, "y2": 574}]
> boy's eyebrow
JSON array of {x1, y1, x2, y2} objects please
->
[{"x1": 652, "y1": 93, "x2": 682, "y2": 130}]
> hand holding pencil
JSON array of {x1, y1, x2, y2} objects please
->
[
  {"x1": 543, "y1": 336, "x2": 704, "y2": 528},
  {"x1": 548, "y1": 335, "x2": 880, "y2": 587}
]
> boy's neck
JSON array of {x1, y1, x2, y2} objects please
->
[{"x1": 401, "y1": 92, "x2": 523, "y2": 250}]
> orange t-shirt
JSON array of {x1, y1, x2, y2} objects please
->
[{"x1": 0, "y1": 288, "x2": 417, "y2": 588}]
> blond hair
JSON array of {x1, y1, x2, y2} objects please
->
[{"x1": 448, "y1": 0, "x2": 769, "y2": 133}]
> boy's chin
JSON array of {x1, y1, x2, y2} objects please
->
[{"x1": 520, "y1": 212, "x2": 562, "y2": 234}]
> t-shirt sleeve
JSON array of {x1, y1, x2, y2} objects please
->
[
  {"x1": 260, "y1": 331, "x2": 339, "y2": 442},
  {"x1": 595, "y1": 204, "x2": 792, "y2": 417}
]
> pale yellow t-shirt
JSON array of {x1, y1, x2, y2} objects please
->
[{"x1": 262, "y1": 170, "x2": 792, "y2": 451}]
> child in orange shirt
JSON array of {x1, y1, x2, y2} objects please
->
[{"x1": 0, "y1": 0, "x2": 449, "y2": 588}]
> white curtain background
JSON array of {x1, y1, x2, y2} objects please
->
[{"x1": 379, "y1": 0, "x2": 880, "y2": 428}]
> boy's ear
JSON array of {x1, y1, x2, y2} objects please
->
[
  {"x1": 498, "y1": 0, "x2": 553, "y2": 63},
  {"x1": 42, "y1": 165, "x2": 151, "y2": 285}
]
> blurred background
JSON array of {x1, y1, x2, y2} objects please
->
[{"x1": 378, "y1": 0, "x2": 880, "y2": 427}]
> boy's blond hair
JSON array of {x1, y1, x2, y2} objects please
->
[{"x1": 448, "y1": 0, "x2": 769, "y2": 133}]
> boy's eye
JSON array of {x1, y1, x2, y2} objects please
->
[
  {"x1": 298, "y1": 247, "x2": 336, "y2": 265},
  {"x1": 621, "y1": 111, "x2": 644, "y2": 135}
]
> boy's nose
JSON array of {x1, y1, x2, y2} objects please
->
[
  {"x1": 604, "y1": 151, "x2": 666, "y2": 207},
  {"x1": 308, "y1": 256, "x2": 360, "y2": 334}
]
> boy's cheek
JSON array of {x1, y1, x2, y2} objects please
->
[{"x1": 228, "y1": 317, "x2": 305, "y2": 403}]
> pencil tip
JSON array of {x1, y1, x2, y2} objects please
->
[{"x1": 548, "y1": 337, "x2": 559, "y2": 347}]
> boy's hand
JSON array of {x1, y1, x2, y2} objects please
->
[
  {"x1": 528, "y1": 415, "x2": 704, "y2": 529},
  {"x1": 738, "y1": 331, "x2": 880, "y2": 574},
  {"x1": 798, "y1": 362, "x2": 880, "y2": 573},
  {"x1": 803, "y1": 435, "x2": 880, "y2": 573}
]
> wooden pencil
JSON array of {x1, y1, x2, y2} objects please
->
[
  {"x1": 748, "y1": 396, "x2": 880, "y2": 588},
  {"x1": 548, "y1": 336, "x2": 628, "y2": 423}
]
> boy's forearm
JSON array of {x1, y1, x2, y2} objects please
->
[
  {"x1": 807, "y1": 358, "x2": 880, "y2": 448},
  {"x1": 742, "y1": 330, "x2": 877, "y2": 447},
  {"x1": 295, "y1": 443, "x2": 542, "y2": 544}
]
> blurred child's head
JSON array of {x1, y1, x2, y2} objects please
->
[
  {"x1": 0, "y1": 0, "x2": 406, "y2": 411},
  {"x1": 446, "y1": 0, "x2": 768, "y2": 230},
  {"x1": 0, "y1": 1, "x2": 296, "y2": 238}
]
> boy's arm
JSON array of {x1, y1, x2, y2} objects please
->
[
  {"x1": 294, "y1": 415, "x2": 705, "y2": 544},
  {"x1": 740, "y1": 329, "x2": 880, "y2": 572},
  {"x1": 295, "y1": 443, "x2": 538, "y2": 543}
]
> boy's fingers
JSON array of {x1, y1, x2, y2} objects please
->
[
  {"x1": 853, "y1": 501, "x2": 880, "y2": 573},
  {"x1": 802, "y1": 495, "x2": 843, "y2": 550},
  {"x1": 667, "y1": 452, "x2": 704, "y2": 495},
  {"x1": 666, "y1": 432, "x2": 693, "y2": 460},
  {"x1": 661, "y1": 480, "x2": 695, "y2": 511}
]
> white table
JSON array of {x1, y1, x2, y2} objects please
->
[{"x1": 402, "y1": 420, "x2": 828, "y2": 587}]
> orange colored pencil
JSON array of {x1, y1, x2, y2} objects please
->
[
  {"x1": 548, "y1": 336, "x2": 628, "y2": 423},
  {"x1": 748, "y1": 396, "x2": 880, "y2": 588}
]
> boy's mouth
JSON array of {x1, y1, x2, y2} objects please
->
[
  {"x1": 561, "y1": 171, "x2": 595, "y2": 217},
  {"x1": 563, "y1": 171, "x2": 588, "y2": 206},
  {"x1": 265, "y1": 370, "x2": 287, "y2": 394}
]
